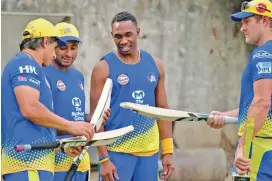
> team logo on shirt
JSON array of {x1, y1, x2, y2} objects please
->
[
  {"x1": 56, "y1": 80, "x2": 66, "y2": 91},
  {"x1": 45, "y1": 77, "x2": 51, "y2": 88},
  {"x1": 147, "y1": 73, "x2": 156, "y2": 83},
  {"x1": 117, "y1": 74, "x2": 129, "y2": 85},
  {"x1": 256, "y1": 62, "x2": 272, "y2": 74},
  {"x1": 78, "y1": 81, "x2": 84, "y2": 91}
]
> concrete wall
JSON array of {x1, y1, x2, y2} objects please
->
[{"x1": 2, "y1": 0, "x2": 249, "y2": 112}]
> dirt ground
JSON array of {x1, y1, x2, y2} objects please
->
[{"x1": 89, "y1": 170, "x2": 233, "y2": 181}]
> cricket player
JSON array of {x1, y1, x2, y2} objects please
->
[
  {"x1": 90, "y1": 12, "x2": 175, "y2": 181},
  {"x1": 207, "y1": 0, "x2": 272, "y2": 180},
  {"x1": 43, "y1": 22, "x2": 93, "y2": 181},
  {"x1": 1, "y1": 18, "x2": 95, "y2": 181}
]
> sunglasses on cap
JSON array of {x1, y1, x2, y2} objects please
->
[{"x1": 241, "y1": 1, "x2": 271, "y2": 13}]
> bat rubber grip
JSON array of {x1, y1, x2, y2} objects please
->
[
  {"x1": 14, "y1": 142, "x2": 60, "y2": 152},
  {"x1": 64, "y1": 164, "x2": 78, "y2": 181},
  {"x1": 208, "y1": 115, "x2": 238, "y2": 124},
  {"x1": 14, "y1": 145, "x2": 31, "y2": 152}
]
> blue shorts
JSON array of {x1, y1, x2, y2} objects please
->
[
  {"x1": 232, "y1": 137, "x2": 272, "y2": 181},
  {"x1": 3, "y1": 170, "x2": 53, "y2": 181},
  {"x1": 99, "y1": 151, "x2": 159, "y2": 181},
  {"x1": 53, "y1": 171, "x2": 88, "y2": 181}
]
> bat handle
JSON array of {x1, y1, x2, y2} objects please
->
[
  {"x1": 208, "y1": 115, "x2": 238, "y2": 124},
  {"x1": 14, "y1": 144, "x2": 31, "y2": 152},
  {"x1": 223, "y1": 116, "x2": 238, "y2": 124},
  {"x1": 64, "y1": 163, "x2": 78, "y2": 181},
  {"x1": 14, "y1": 142, "x2": 60, "y2": 152},
  {"x1": 72, "y1": 146, "x2": 89, "y2": 162}
]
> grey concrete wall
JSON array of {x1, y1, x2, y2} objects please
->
[
  {"x1": 2, "y1": 0, "x2": 247, "y2": 112},
  {"x1": 2, "y1": 0, "x2": 248, "y2": 112},
  {"x1": 2, "y1": 0, "x2": 250, "y2": 173}
]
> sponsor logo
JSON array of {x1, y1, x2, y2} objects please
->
[
  {"x1": 29, "y1": 77, "x2": 40, "y2": 85},
  {"x1": 19, "y1": 65, "x2": 38, "y2": 75},
  {"x1": 71, "y1": 97, "x2": 84, "y2": 121},
  {"x1": 253, "y1": 50, "x2": 272, "y2": 59},
  {"x1": 64, "y1": 28, "x2": 71, "y2": 34},
  {"x1": 18, "y1": 75, "x2": 27, "y2": 81},
  {"x1": 72, "y1": 97, "x2": 81, "y2": 107},
  {"x1": 256, "y1": 62, "x2": 272, "y2": 74},
  {"x1": 56, "y1": 80, "x2": 66, "y2": 91},
  {"x1": 256, "y1": 3, "x2": 267, "y2": 13},
  {"x1": 117, "y1": 74, "x2": 129, "y2": 85},
  {"x1": 132, "y1": 90, "x2": 145, "y2": 100},
  {"x1": 132, "y1": 90, "x2": 145, "y2": 104}
]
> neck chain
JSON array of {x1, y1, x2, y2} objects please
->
[{"x1": 114, "y1": 48, "x2": 140, "y2": 65}]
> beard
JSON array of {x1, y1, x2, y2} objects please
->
[{"x1": 55, "y1": 58, "x2": 74, "y2": 68}]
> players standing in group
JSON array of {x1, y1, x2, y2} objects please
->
[{"x1": 1, "y1": 18, "x2": 94, "y2": 181}]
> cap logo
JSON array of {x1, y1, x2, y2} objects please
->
[
  {"x1": 256, "y1": 3, "x2": 267, "y2": 13},
  {"x1": 64, "y1": 28, "x2": 71, "y2": 34}
]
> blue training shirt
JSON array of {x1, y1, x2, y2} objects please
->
[
  {"x1": 103, "y1": 49, "x2": 160, "y2": 155},
  {"x1": 238, "y1": 40, "x2": 272, "y2": 137},
  {"x1": 43, "y1": 64, "x2": 89, "y2": 172},
  {"x1": 1, "y1": 52, "x2": 55, "y2": 174}
]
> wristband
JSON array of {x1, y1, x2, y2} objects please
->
[
  {"x1": 99, "y1": 157, "x2": 110, "y2": 164},
  {"x1": 161, "y1": 138, "x2": 174, "y2": 155},
  {"x1": 99, "y1": 156, "x2": 110, "y2": 164}
]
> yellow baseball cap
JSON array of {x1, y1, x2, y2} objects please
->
[
  {"x1": 22, "y1": 18, "x2": 66, "y2": 45},
  {"x1": 55, "y1": 22, "x2": 82, "y2": 46},
  {"x1": 231, "y1": 0, "x2": 272, "y2": 21}
]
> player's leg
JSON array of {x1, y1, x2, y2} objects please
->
[
  {"x1": 99, "y1": 151, "x2": 137, "y2": 181},
  {"x1": 73, "y1": 171, "x2": 88, "y2": 181},
  {"x1": 132, "y1": 152, "x2": 159, "y2": 181},
  {"x1": 250, "y1": 138, "x2": 272, "y2": 181},
  {"x1": 54, "y1": 171, "x2": 88, "y2": 181},
  {"x1": 4, "y1": 170, "x2": 53, "y2": 181},
  {"x1": 54, "y1": 171, "x2": 66, "y2": 181}
]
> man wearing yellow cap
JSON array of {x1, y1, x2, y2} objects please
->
[
  {"x1": 1, "y1": 18, "x2": 95, "y2": 181},
  {"x1": 43, "y1": 22, "x2": 109, "y2": 181},
  {"x1": 207, "y1": 0, "x2": 272, "y2": 180}
]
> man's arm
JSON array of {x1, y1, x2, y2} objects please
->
[
  {"x1": 153, "y1": 56, "x2": 175, "y2": 180},
  {"x1": 238, "y1": 79, "x2": 271, "y2": 146},
  {"x1": 207, "y1": 108, "x2": 239, "y2": 129},
  {"x1": 222, "y1": 109, "x2": 239, "y2": 117},
  {"x1": 153, "y1": 56, "x2": 172, "y2": 140},
  {"x1": 90, "y1": 60, "x2": 109, "y2": 157},
  {"x1": 14, "y1": 86, "x2": 94, "y2": 140}
]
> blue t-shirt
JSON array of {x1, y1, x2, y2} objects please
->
[
  {"x1": 1, "y1": 53, "x2": 55, "y2": 174},
  {"x1": 43, "y1": 64, "x2": 89, "y2": 172},
  {"x1": 238, "y1": 40, "x2": 272, "y2": 137}
]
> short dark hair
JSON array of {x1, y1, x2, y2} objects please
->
[
  {"x1": 111, "y1": 11, "x2": 137, "y2": 26},
  {"x1": 19, "y1": 37, "x2": 57, "y2": 51}
]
